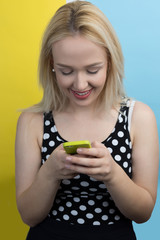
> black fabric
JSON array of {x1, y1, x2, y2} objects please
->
[{"x1": 26, "y1": 217, "x2": 137, "y2": 240}]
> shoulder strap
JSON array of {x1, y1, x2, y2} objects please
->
[{"x1": 128, "y1": 100, "x2": 136, "y2": 132}]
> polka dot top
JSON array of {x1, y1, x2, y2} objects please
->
[{"x1": 41, "y1": 101, "x2": 134, "y2": 226}]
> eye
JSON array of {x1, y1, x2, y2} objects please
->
[
  {"x1": 87, "y1": 70, "x2": 99, "y2": 74},
  {"x1": 61, "y1": 70, "x2": 73, "y2": 76}
]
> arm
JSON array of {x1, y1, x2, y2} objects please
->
[
  {"x1": 15, "y1": 112, "x2": 76, "y2": 227},
  {"x1": 64, "y1": 102, "x2": 159, "y2": 223},
  {"x1": 106, "y1": 102, "x2": 159, "y2": 223}
]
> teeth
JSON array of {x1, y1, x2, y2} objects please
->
[{"x1": 76, "y1": 91, "x2": 89, "y2": 96}]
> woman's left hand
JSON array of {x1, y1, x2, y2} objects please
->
[{"x1": 65, "y1": 141, "x2": 117, "y2": 182}]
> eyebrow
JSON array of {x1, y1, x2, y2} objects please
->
[{"x1": 56, "y1": 62, "x2": 104, "y2": 68}]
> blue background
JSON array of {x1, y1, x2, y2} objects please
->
[{"x1": 89, "y1": 0, "x2": 160, "y2": 239}]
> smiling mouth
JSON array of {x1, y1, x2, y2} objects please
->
[{"x1": 71, "y1": 88, "x2": 93, "y2": 99}]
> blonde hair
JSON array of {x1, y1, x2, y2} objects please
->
[{"x1": 27, "y1": 0, "x2": 126, "y2": 112}]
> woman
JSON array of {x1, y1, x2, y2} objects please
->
[{"x1": 15, "y1": 1, "x2": 159, "y2": 239}]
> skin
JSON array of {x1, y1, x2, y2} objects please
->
[{"x1": 15, "y1": 35, "x2": 159, "y2": 227}]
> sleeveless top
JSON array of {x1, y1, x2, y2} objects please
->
[{"x1": 41, "y1": 101, "x2": 135, "y2": 227}]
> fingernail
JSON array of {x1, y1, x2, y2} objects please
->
[
  {"x1": 77, "y1": 148, "x2": 82, "y2": 153},
  {"x1": 66, "y1": 156, "x2": 72, "y2": 161}
]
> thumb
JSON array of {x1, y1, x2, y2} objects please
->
[{"x1": 91, "y1": 141, "x2": 104, "y2": 148}]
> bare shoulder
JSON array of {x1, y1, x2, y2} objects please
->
[
  {"x1": 131, "y1": 101, "x2": 158, "y2": 142},
  {"x1": 17, "y1": 111, "x2": 43, "y2": 126},
  {"x1": 132, "y1": 101, "x2": 157, "y2": 125},
  {"x1": 16, "y1": 112, "x2": 44, "y2": 146}
]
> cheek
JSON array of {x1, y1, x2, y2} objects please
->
[
  {"x1": 56, "y1": 75, "x2": 72, "y2": 89},
  {"x1": 92, "y1": 72, "x2": 107, "y2": 88}
]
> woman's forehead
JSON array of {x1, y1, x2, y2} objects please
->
[{"x1": 52, "y1": 35, "x2": 107, "y2": 66}]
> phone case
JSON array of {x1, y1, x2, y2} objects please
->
[{"x1": 63, "y1": 140, "x2": 91, "y2": 154}]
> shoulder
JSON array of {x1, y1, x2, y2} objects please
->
[
  {"x1": 131, "y1": 101, "x2": 158, "y2": 141},
  {"x1": 16, "y1": 112, "x2": 44, "y2": 147},
  {"x1": 132, "y1": 101, "x2": 156, "y2": 123},
  {"x1": 17, "y1": 111, "x2": 43, "y2": 129}
]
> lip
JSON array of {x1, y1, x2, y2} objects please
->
[{"x1": 70, "y1": 88, "x2": 93, "y2": 100}]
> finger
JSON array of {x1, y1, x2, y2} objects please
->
[
  {"x1": 65, "y1": 155, "x2": 101, "y2": 168},
  {"x1": 91, "y1": 141, "x2": 105, "y2": 148},
  {"x1": 65, "y1": 163, "x2": 101, "y2": 175},
  {"x1": 76, "y1": 146, "x2": 105, "y2": 158}
]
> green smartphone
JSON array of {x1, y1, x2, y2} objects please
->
[{"x1": 63, "y1": 140, "x2": 91, "y2": 154}]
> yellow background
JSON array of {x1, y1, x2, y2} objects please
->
[{"x1": 0, "y1": 0, "x2": 65, "y2": 239}]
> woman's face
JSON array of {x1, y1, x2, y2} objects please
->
[{"x1": 52, "y1": 35, "x2": 108, "y2": 110}]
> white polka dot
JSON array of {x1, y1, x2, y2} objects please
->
[
  {"x1": 72, "y1": 187, "x2": 79, "y2": 190},
  {"x1": 49, "y1": 140, "x2": 55, "y2": 147},
  {"x1": 42, "y1": 147, "x2": 47, "y2": 152},
  {"x1": 107, "y1": 147, "x2": 113, "y2": 154},
  {"x1": 90, "y1": 177, "x2": 97, "y2": 181},
  {"x1": 51, "y1": 125, "x2": 57, "y2": 133},
  {"x1": 124, "y1": 125, "x2": 127, "y2": 130},
  {"x1": 56, "y1": 136, "x2": 63, "y2": 142},
  {"x1": 115, "y1": 155, "x2": 121, "y2": 161},
  {"x1": 52, "y1": 210, "x2": 57, "y2": 216},
  {"x1": 79, "y1": 205, "x2": 87, "y2": 211},
  {"x1": 115, "y1": 215, "x2": 120, "y2": 221},
  {"x1": 71, "y1": 210, "x2": 78, "y2": 216},
  {"x1": 63, "y1": 214, "x2": 69, "y2": 220},
  {"x1": 95, "y1": 208, "x2": 102, "y2": 213},
  {"x1": 102, "y1": 215, "x2": 108, "y2": 221},
  {"x1": 43, "y1": 133, "x2": 50, "y2": 140},
  {"x1": 73, "y1": 197, "x2": 80, "y2": 202},
  {"x1": 119, "y1": 115, "x2": 123, "y2": 123},
  {"x1": 96, "y1": 195, "x2": 103, "y2": 200},
  {"x1": 93, "y1": 221, "x2": 100, "y2": 225},
  {"x1": 127, "y1": 153, "x2": 131, "y2": 159},
  {"x1": 66, "y1": 202, "x2": 72, "y2": 207},
  {"x1": 46, "y1": 155, "x2": 50, "y2": 160},
  {"x1": 102, "y1": 201, "x2": 109, "y2": 207},
  {"x1": 62, "y1": 179, "x2": 71, "y2": 185},
  {"x1": 109, "y1": 209, "x2": 115, "y2": 214},
  {"x1": 120, "y1": 146, "x2": 126, "y2": 153},
  {"x1": 112, "y1": 139, "x2": 118, "y2": 146},
  {"x1": 123, "y1": 162, "x2": 128, "y2": 168},
  {"x1": 125, "y1": 139, "x2": 129, "y2": 145},
  {"x1": 86, "y1": 213, "x2": 94, "y2": 219},
  {"x1": 118, "y1": 131, "x2": 124, "y2": 138},
  {"x1": 99, "y1": 184, "x2": 106, "y2": 189},
  {"x1": 108, "y1": 221, "x2": 114, "y2": 225},
  {"x1": 59, "y1": 206, "x2": 64, "y2": 212},
  {"x1": 81, "y1": 191, "x2": 88, "y2": 195},
  {"x1": 64, "y1": 190, "x2": 71, "y2": 194},
  {"x1": 107, "y1": 137, "x2": 112, "y2": 142},
  {"x1": 88, "y1": 200, "x2": 95, "y2": 206},
  {"x1": 74, "y1": 175, "x2": 80, "y2": 179},
  {"x1": 42, "y1": 159, "x2": 45, "y2": 164},
  {"x1": 89, "y1": 188, "x2": 97, "y2": 192},
  {"x1": 112, "y1": 128, "x2": 115, "y2": 133},
  {"x1": 129, "y1": 167, "x2": 132, "y2": 173},
  {"x1": 129, "y1": 142, "x2": 132, "y2": 149},
  {"x1": 80, "y1": 181, "x2": 89, "y2": 187},
  {"x1": 45, "y1": 120, "x2": 50, "y2": 126},
  {"x1": 77, "y1": 218, "x2": 85, "y2": 224}
]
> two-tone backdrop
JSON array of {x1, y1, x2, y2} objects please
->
[{"x1": 0, "y1": 0, "x2": 159, "y2": 239}]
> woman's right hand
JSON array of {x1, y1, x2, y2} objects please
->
[{"x1": 45, "y1": 143, "x2": 78, "y2": 182}]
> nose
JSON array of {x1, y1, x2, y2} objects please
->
[{"x1": 73, "y1": 71, "x2": 88, "y2": 91}]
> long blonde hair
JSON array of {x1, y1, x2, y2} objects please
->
[{"x1": 27, "y1": 0, "x2": 126, "y2": 112}]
